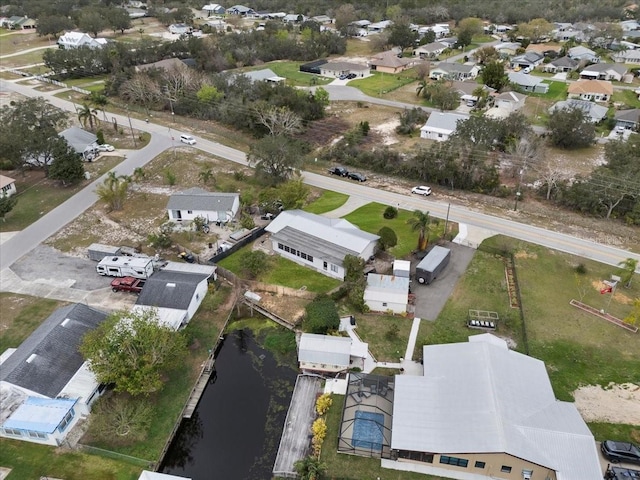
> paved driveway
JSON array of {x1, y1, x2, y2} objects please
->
[{"x1": 412, "y1": 242, "x2": 476, "y2": 320}]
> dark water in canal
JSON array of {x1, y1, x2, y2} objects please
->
[{"x1": 160, "y1": 328, "x2": 298, "y2": 480}]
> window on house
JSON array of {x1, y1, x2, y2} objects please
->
[
  {"x1": 278, "y1": 243, "x2": 284, "y2": 250},
  {"x1": 187, "y1": 210, "x2": 193, "y2": 214},
  {"x1": 474, "y1": 461, "x2": 486, "y2": 468},
  {"x1": 439, "y1": 456, "x2": 468, "y2": 467},
  {"x1": 28, "y1": 431, "x2": 47, "y2": 439},
  {"x1": 382, "y1": 302, "x2": 388, "y2": 307},
  {"x1": 323, "y1": 261, "x2": 328, "y2": 270},
  {"x1": 330, "y1": 264, "x2": 338, "y2": 273},
  {"x1": 522, "y1": 470, "x2": 533, "y2": 479},
  {"x1": 501, "y1": 466, "x2": 512, "y2": 473},
  {"x1": 58, "y1": 410, "x2": 74, "y2": 432},
  {"x1": 3, "y1": 428, "x2": 22, "y2": 436}
]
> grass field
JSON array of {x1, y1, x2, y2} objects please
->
[
  {"x1": 0, "y1": 31, "x2": 51, "y2": 55},
  {"x1": 343, "y1": 202, "x2": 444, "y2": 259},
  {"x1": 351, "y1": 314, "x2": 414, "y2": 362},
  {"x1": 612, "y1": 89, "x2": 640, "y2": 109},
  {"x1": 266, "y1": 61, "x2": 333, "y2": 86},
  {"x1": 0, "y1": 48, "x2": 48, "y2": 68},
  {"x1": 218, "y1": 245, "x2": 341, "y2": 293},
  {"x1": 529, "y1": 80, "x2": 568, "y2": 101},
  {"x1": 303, "y1": 190, "x2": 349, "y2": 214},
  {"x1": 0, "y1": 439, "x2": 142, "y2": 480},
  {"x1": 414, "y1": 235, "x2": 640, "y2": 421},
  {"x1": 349, "y1": 70, "x2": 418, "y2": 98}
]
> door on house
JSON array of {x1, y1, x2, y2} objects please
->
[
  {"x1": 323, "y1": 261, "x2": 328, "y2": 270},
  {"x1": 173, "y1": 210, "x2": 182, "y2": 220}
]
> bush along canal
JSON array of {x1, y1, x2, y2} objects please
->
[{"x1": 160, "y1": 323, "x2": 298, "y2": 479}]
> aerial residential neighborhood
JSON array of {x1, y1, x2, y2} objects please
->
[{"x1": 0, "y1": 0, "x2": 639, "y2": 479}]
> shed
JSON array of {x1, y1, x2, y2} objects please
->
[
  {"x1": 87, "y1": 243, "x2": 122, "y2": 262},
  {"x1": 364, "y1": 274, "x2": 410, "y2": 314},
  {"x1": 298, "y1": 333, "x2": 352, "y2": 373},
  {"x1": 393, "y1": 260, "x2": 411, "y2": 278}
]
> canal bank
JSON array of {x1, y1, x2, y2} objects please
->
[{"x1": 160, "y1": 326, "x2": 298, "y2": 479}]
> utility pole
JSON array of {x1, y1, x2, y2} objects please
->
[{"x1": 125, "y1": 105, "x2": 137, "y2": 148}]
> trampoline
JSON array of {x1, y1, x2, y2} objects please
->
[{"x1": 352, "y1": 411, "x2": 384, "y2": 451}]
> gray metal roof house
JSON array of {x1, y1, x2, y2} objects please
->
[
  {"x1": 167, "y1": 188, "x2": 240, "y2": 224},
  {"x1": 265, "y1": 210, "x2": 379, "y2": 280},
  {"x1": 298, "y1": 334, "x2": 352, "y2": 373},
  {"x1": 385, "y1": 334, "x2": 602, "y2": 480},
  {"x1": 59, "y1": 126, "x2": 98, "y2": 160},
  {"x1": 136, "y1": 270, "x2": 210, "y2": 328},
  {"x1": 420, "y1": 112, "x2": 469, "y2": 142}
]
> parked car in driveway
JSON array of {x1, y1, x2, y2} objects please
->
[
  {"x1": 97, "y1": 144, "x2": 115, "y2": 152},
  {"x1": 328, "y1": 166, "x2": 349, "y2": 177},
  {"x1": 348, "y1": 172, "x2": 366, "y2": 182},
  {"x1": 602, "y1": 441, "x2": 640, "y2": 465},
  {"x1": 411, "y1": 185, "x2": 432, "y2": 196}
]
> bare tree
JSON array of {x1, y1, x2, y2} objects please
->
[
  {"x1": 534, "y1": 155, "x2": 566, "y2": 200},
  {"x1": 414, "y1": 61, "x2": 432, "y2": 81},
  {"x1": 120, "y1": 74, "x2": 163, "y2": 111},
  {"x1": 253, "y1": 104, "x2": 303, "y2": 137},
  {"x1": 162, "y1": 65, "x2": 205, "y2": 101}
]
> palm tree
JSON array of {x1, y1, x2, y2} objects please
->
[
  {"x1": 407, "y1": 210, "x2": 431, "y2": 251},
  {"x1": 618, "y1": 258, "x2": 638, "y2": 288},
  {"x1": 96, "y1": 173, "x2": 131, "y2": 211},
  {"x1": 198, "y1": 167, "x2": 215, "y2": 185},
  {"x1": 416, "y1": 79, "x2": 428, "y2": 97},
  {"x1": 88, "y1": 92, "x2": 109, "y2": 121},
  {"x1": 77, "y1": 103, "x2": 99, "y2": 131},
  {"x1": 294, "y1": 456, "x2": 325, "y2": 480}
]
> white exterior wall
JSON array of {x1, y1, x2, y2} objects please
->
[
  {"x1": 365, "y1": 298, "x2": 406, "y2": 314},
  {"x1": 420, "y1": 128, "x2": 451, "y2": 141},
  {"x1": 269, "y1": 238, "x2": 346, "y2": 280},
  {"x1": 186, "y1": 278, "x2": 209, "y2": 321},
  {"x1": 0, "y1": 182, "x2": 16, "y2": 197}
]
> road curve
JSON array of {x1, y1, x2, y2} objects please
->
[{"x1": 0, "y1": 79, "x2": 637, "y2": 273}]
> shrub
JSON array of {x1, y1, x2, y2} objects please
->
[
  {"x1": 378, "y1": 226, "x2": 398, "y2": 250},
  {"x1": 316, "y1": 394, "x2": 333, "y2": 416},
  {"x1": 240, "y1": 213, "x2": 255, "y2": 229},
  {"x1": 239, "y1": 250, "x2": 270, "y2": 279},
  {"x1": 383, "y1": 206, "x2": 398, "y2": 219},
  {"x1": 164, "y1": 169, "x2": 176, "y2": 185},
  {"x1": 96, "y1": 129, "x2": 105, "y2": 145},
  {"x1": 575, "y1": 263, "x2": 587, "y2": 275},
  {"x1": 304, "y1": 297, "x2": 340, "y2": 334}
]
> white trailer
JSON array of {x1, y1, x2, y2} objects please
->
[{"x1": 96, "y1": 256, "x2": 154, "y2": 279}]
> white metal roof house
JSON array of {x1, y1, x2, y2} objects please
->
[
  {"x1": 567, "y1": 45, "x2": 599, "y2": 63},
  {"x1": 579, "y1": 63, "x2": 628, "y2": 81},
  {"x1": 320, "y1": 62, "x2": 369, "y2": 78},
  {"x1": 202, "y1": 3, "x2": 225, "y2": 16},
  {"x1": 507, "y1": 72, "x2": 549, "y2": 93},
  {"x1": 57, "y1": 31, "x2": 108, "y2": 49},
  {"x1": 420, "y1": 112, "x2": 469, "y2": 142},
  {"x1": 430, "y1": 63, "x2": 479, "y2": 81},
  {"x1": 298, "y1": 333, "x2": 367, "y2": 373},
  {"x1": 238, "y1": 68, "x2": 286, "y2": 83},
  {"x1": 0, "y1": 304, "x2": 108, "y2": 445},
  {"x1": 549, "y1": 99, "x2": 608, "y2": 123},
  {"x1": 226, "y1": 4, "x2": 255, "y2": 16},
  {"x1": 382, "y1": 334, "x2": 602, "y2": 480},
  {"x1": 265, "y1": 210, "x2": 379, "y2": 280},
  {"x1": 135, "y1": 270, "x2": 210, "y2": 329},
  {"x1": 167, "y1": 188, "x2": 240, "y2": 224},
  {"x1": 364, "y1": 274, "x2": 409, "y2": 314},
  {"x1": 0, "y1": 174, "x2": 17, "y2": 198},
  {"x1": 169, "y1": 23, "x2": 191, "y2": 35}
]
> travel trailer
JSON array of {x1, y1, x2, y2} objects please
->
[{"x1": 96, "y1": 256, "x2": 154, "y2": 279}]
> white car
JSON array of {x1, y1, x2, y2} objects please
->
[
  {"x1": 180, "y1": 134, "x2": 196, "y2": 145},
  {"x1": 411, "y1": 186, "x2": 432, "y2": 196},
  {"x1": 97, "y1": 144, "x2": 115, "y2": 152}
]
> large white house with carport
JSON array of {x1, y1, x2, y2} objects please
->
[
  {"x1": 382, "y1": 334, "x2": 602, "y2": 480},
  {"x1": 265, "y1": 210, "x2": 379, "y2": 280}
]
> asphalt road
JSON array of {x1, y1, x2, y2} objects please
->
[{"x1": 0, "y1": 79, "x2": 638, "y2": 274}]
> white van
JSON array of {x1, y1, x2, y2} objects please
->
[{"x1": 180, "y1": 134, "x2": 196, "y2": 145}]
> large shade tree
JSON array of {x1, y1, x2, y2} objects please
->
[
  {"x1": 80, "y1": 309, "x2": 187, "y2": 396},
  {"x1": 247, "y1": 136, "x2": 304, "y2": 185}
]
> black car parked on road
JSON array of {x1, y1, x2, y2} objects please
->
[
  {"x1": 602, "y1": 441, "x2": 640, "y2": 465},
  {"x1": 328, "y1": 166, "x2": 349, "y2": 177},
  {"x1": 348, "y1": 172, "x2": 367, "y2": 182}
]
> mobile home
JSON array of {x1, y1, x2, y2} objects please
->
[
  {"x1": 415, "y1": 246, "x2": 451, "y2": 284},
  {"x1": 96, "y1": 256, "x2": 154, "y2": 279}
]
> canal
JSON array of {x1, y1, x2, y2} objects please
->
[{"x1": 160, "y1": 328, "x2": 298, "y2": 479}]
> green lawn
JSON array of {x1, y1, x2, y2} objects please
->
[
  {"x1": 0, "y1": 439, "x2": 141, "y2": 480},
  {"x1": 612, "y1": 89, "x2": 640, "y2": 108},
  {"x1": 352, "y1": 314, "x2": 414, "y2": 362},
  {"x1": 349, "y1": 70, "x2": 418, "y2": 98},
  {"x1": 530, "y1": 80, "x2": 568, "y2": 101},
  {"x1": 343, "y1": 202, "x2": 443, "y2": 259},
  {"x1": 0, "y1": 49, "x2": 47, "y2": 68},
  {"x1": 267, "y1": 61, "x2": 333, "y2": 86},
  {"x1": 413, "y1": 235, "x2": 640, "y2": 444},
  {"x1": 218, "y1": 245, "x2": 341, "y2": 293},
  {"x1": 303, "y1": 190, "x2": 349, "y2": 214}
]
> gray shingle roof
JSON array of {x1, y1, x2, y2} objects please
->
[
  {"x1": 59, "y1": 127, "x2": 97, "y2": 153},
  {"x1": 136, "y1": 270, "x2": 208, "y2": 310},
  {"x1": 581, "y1": 63, "x2": 627, "y2": 75},
  {"x1": 422, "y1": 112, "x2": 469, "y2": 132},
  {"x1": 166, "y1": 188, "x2": 239, "y2": 212},
  {"x1": 614, "y1": 108, "x2": 640, "y2": 123},
  {"x1": 436, "y1": 62, "x2": 475, "y2": 74},
  {"x1": 550, "y1": 56, "x2": 578, "y2": 68},
  {"x1": 0, "y1": 304, "x2": 108, "y2": 398},
  {"x1": 550, "y1": 99, "x2": 608, "y2": 122}
]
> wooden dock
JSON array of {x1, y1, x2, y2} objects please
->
[
  {"x1": 242, "y1": 299, "x2": 297, "y2": 331},
  {"x1": 183, "y1": 355, "x2": 215, "y2": 419}
]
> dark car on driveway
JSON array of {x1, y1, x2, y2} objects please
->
[
  {"x1": 328, "y1": 166, "x2": 349, "y2": 177},
  {"x1": 602, "y1": 441, "x2": 640, "y2": 465},
  {"x1": 348, "y1": 172, "x2": 366, "y2": 182}
]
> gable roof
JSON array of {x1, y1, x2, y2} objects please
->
[
  {"x1": 433, "y1": 62, "x2": 476, "y2": 75},
  {"x1": 414, "y1": 41, "x2": 448, "y2": 54},
  {"x1": 511, "y1": 51, "x2": 544, "y2": 63},
  {"x1": 240, "y1": 68, "x2": 285, "y2": 83},
  {"x1": 0, "y1": 304, "x2": 107, "y2": 398},
  {"x1": 265, "y1": 210, "x2": 379, "y2": 263},
  {"x1": 136, "y1": 58, "x2": 189, "y2": 72},
  {"x1": 568, "y1": 79, "x2": 613, "y2": 95},
  {"x1": 166, "y1": 188, "x2": 239, "y2": 212},
  {"x1": 391, "y1": 334, "x2": 602, "y2": 480},
  {"x1": 549, "y1": 99, "x2": 608, "y2": 122},
  {"x1": 496, "y1": 91, "x2": 526, "y2": 103},
  {"x1": 568, "y1": 45, "x2": 596, "y2": 57},
  {"x1": 59, "y1": 126, "x2": 97, "y2": 153},
  {"x1": 421, "y1": 112, "x2": 468, "y2": 133},
  {"x1": 450, "y1": 80, "x2": 494, "y2": 96},
  {"x1": 508, "y1": 71, "x2": 545, "y2": 87},
  {"x1": 136, "y1": 270, "x2": 208, "y2": 311},
  {"x1": 364, "y1": 274, "x2": 409, "y2": 305},
  {"x1": 581, "y1": 63, "x2": 627, "y2": 75},
  {"x1": 58, "y1": 31, "x2": 91, "y2": 45},
  {"x1": 298, "y1": 333, "x2": 351, "y2": 367},
  {"x1": 551, "y1": 56, "x2": 579, "y2": 68},
  {"x1": 614, "y1": 108, "x2": 640, "y2": 123},
  {"x1": 0, "y1": 174, "x2": 15, "y2": 189}
]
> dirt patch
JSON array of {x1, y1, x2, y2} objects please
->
[
  {"x1": 257, "y1": 293, "x2": 310, "y2": 325},
  {"x1": 588, "y1": 280, "x2": 634, "y2": 304},
  {"x1": 372, "y1": 118, "x2": 400, "y2": 145},
  {"x1": 574, "y1": 383, "x2": 640, "y2": 424},
  {"x1": 514, "y1": 251, "x2": 538, "y2": 259}
]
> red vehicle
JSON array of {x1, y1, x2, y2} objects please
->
[{"x1": 110, "y1": 276, "x2": 146, "y2": 294}]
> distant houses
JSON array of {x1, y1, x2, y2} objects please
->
[{"x1": 58, "y1": 32, "x2": 108, "y2": 49}]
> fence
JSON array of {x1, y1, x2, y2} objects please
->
[
  {"x1": 77, "y1": 443, "x2": 153, "y2": 469},
  {"x1": 207, "y1": 226, "x2": 267, "y2": 264},
  {"x1": 4, "y1": 69, "x2": 91, "y2": 94}
]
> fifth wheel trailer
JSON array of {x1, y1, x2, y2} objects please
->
[{"x1": 415, "y1": 246, "x2": 451, "y2": 285}]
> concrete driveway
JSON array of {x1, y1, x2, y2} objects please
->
[{"x1": 412, "y1": 242, "x2": 476, "y2": 320}]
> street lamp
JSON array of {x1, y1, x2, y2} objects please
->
[{"x1": 514, "y1": 190, "x2": 521, "y2": 211}]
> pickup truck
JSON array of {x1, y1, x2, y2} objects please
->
[{"x1": 111, "y1": 276, "x2": 146, "y2": 294}]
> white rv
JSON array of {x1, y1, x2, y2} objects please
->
[{"x1": 96, "y1": 256, "x2": 154, "y2": 279}]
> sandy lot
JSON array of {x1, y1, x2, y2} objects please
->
[{"x1": 574, "y1": 383, "x2": 640, "y2": 424}]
